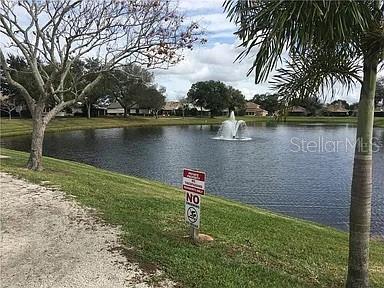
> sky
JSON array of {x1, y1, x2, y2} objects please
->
[
  {"x1": 0, "y1": 0, "x2": 369, "y2": 104},
  {"x1": 155, "y1": 0, "x2": 363, "y2": 103}
]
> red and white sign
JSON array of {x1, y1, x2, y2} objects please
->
[
  {"x1": 182, "y1": 169, "x2": 206, "y2": 195},
  {"x1": 183, "y1": 169, "x2": 206, "y2": 229}
]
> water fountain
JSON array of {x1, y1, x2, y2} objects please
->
[{"x1": 214, "y1": 111, "x2": 251, "y2": 141}]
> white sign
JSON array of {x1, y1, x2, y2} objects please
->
[
  {"x1": 183, "y1": 169, "x2": 206, "y2": 230},
  {"x1": 185, "y1": 191, "x2": 201, "y2": 228}
]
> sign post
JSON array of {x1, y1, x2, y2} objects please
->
[{"x1": 183, "y1": 168, "x2": 205, "y2": 242}]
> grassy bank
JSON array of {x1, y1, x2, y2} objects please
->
[
  {"x1": 0, "y1": 149, "x2": 383, "y2": 287},
  {"x1": 1, "y1": 116, "x2": 383, "y2": 137}
]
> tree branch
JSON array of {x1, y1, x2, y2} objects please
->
[{"x1": 0, "y1": 48, "x2": 35, "y2": 114}]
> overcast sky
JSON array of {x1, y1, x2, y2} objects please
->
[{"x1": 156, "y1": 0, "x2": 364, "y2": 103}]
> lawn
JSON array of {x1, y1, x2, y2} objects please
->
[
  {"x1": 1, "y1": 116, "x2": 383, "y2": 137},
  {"x1": 0, "y1": 148, "x2": 383, "y2": 288}
]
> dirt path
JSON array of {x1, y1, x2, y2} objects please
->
[{"x1": 0, "y1": 173, "x2": 174, "y2": 288}]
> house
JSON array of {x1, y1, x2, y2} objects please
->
[
  {"x1": 287, "y1": 106, "x2": 307, "y2": 116},
  {"x1": 326, "y1": 103, "x2": 349, "y2": 116},
  {"x1": 162, "y1": 101, "x2": 182, "y2": 116},
  {"x1": 187, "y1": 103, "x2": 210, "y2": 117},
  {"x1": 107, "y1": 102, "x2": 124, "y2": 115},
  {"x1": 129, "y1": 104, "x2": 152, "y2": 116},
  {"x1": 91, "y1": 104, "x2": 107, "y2": 117},
  {"x1": 245, "y1": 102, "x2": 268, "y2": 116},
  {"x1": 107, "y1": 102, "x2": 154, "y2": 116}
]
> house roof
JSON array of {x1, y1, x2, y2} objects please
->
[
  {"x1": 288, "y1": 106, "x2": 307, "y2": 113},
  {"x1": 163, "y1": 101, "x2": 181, "y2": 111},
  {"x1": 326, "y1": 104, "x2": 349, "y2": 113},
  {"x1": 108, "y1": 102, "x2": 123, "y2": 109},
  {"x1": 246, "y1": 102, "x2": 267, "y2": 112}
]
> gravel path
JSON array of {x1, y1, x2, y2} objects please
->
[{"x1": 0, "y1": 173, "x2": 174, "y2": 288}]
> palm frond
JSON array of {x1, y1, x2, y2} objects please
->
[
  {"x1": 224, "y1": 0, "x2": 375, "y2": 83},
  {"x1": 271, "y1": 46, "x2": 362, "y2": 103}
]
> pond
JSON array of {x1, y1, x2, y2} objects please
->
[{"x1": 2, "y1": 123, "x2": 383, "y2": 235}]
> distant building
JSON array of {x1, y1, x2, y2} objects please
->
[
  {"x1": 54, "y1": 102, "x2": 83, "y2": 117},
  {"x1": 107, "y1": 102, "x2": 125, "y2": 115},
  {"x1": 129, "y1": 104, "x2": 151, "y2": 116},
  {"x1": 326, "y1": 103, "x2": 349, "y2": 116},
  {"x1": 162, "y1": 101, "x2": 182, "y2": 116},
  {"x1": 375, "y1": 106, "x2": 384, "y2": 117},
  {"x1": 187, "y1": 103, "x2": 210, "y2": 117},
  {"x1": 245, "y1": 102, "x2": 268, "y2": 116},
  {"x1": 287, "y1": 106, "x2": 307, "y2": 116},
  {"x1": 107, "y1": 102, "x2": 154, "y2": 116}
]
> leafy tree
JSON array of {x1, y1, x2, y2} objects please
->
[
  {"x1": 290, "y1": 96, "x2": 324, "y2": 116},
  {"x1": 252, "y1": 93, "x2": 280, "y2": 115},
  {"x1": 67, "y1": 58, "x2": 109, "y2": 118},
  {"x1": 225, "y1": 1, "x2": 383, "y2": 286},
  {"x1": 81, "y1": 58, "x2": 106, "y2": 119},
  {"x1": 187, "y1": 82, "x2": 208, "y2": 117},
  {"x1": 0, "y1": 55, "x2": 33, "y2": 105},
  {"x1": 177, "y1": 96, "x2": 189, "y2": 118},
  {"x1": 227, "y1": 86, "x2": 246, "y2": 114},
  {"x1": 0, "y1": 0, "x2": 202, "y2": 170},
  {"x1": 107, "y1": 65, "x2": 154, "y2": 117},
  {"x1": 187, "y1": 80, "x2": 229, "y2": 117},
  {"x1": 376, "y1": 76, "x2": 384, "y2": 107},
  {"x1": 0, "y1": 93, "x2": 17, "y2": 119},
  {"x1": 330, "y1": 99, "x2": 350, "y2": 110},
  {"x1": 350, "y1": 102, "x2": 359, "y2": 112},
  {"x1": 138, "y1": 85, "x2": 166, "y2": 118}
]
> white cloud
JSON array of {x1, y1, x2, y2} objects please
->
[
  {"x1": 155, "y1": 1, "x2": 365, "y2": 103},
  {"x1": 155, "y1": 42, "x2": 270, "y2": 99},
  {"x1": 191, "y1": 12, "x2": 235, "y2": 34},
  {"x1": 155, "y1": 38, "x2": 365, "y2": 103},
  {"x1": 179, "y1": 0, "x2": 224, "y2": 12}
]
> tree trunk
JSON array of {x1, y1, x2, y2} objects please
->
[
  {"x1": 87, "y1": 104, "x2": 91, "y2": 119},
  {"x1": 124, "y1": 107, "x2": 128, "y2": 118},
  {"x1": 27, "y1": 114, "x2": 46, "y2": 171},
  {"x1": 346, "y1": 55, "x2": 378, "y2": 288},
  {"x1": 8, "y1": 111, "x2": 11, "y2": 120}
]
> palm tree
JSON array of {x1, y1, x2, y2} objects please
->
[{"x1": 224, "y1": 1, "x2": 383, "y2": 287}]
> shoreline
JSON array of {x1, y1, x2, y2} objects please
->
[
  {"x1": 1, "y1": 148, "x2": 383, "y2": 287},
  {"x1": 1, "y1": 116, "x2": 383, "y2": 138}
]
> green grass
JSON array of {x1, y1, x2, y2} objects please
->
[
  {"x1": 0, "y1": 148, "x2": 383, "y2": 287},
  {"x1": 1, "y1": 116, "x2": 383, "y2": 137}
]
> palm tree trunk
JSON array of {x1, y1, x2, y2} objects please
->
[{"x1": 346, "y1": 55, "x2": 378, "y2": 288}]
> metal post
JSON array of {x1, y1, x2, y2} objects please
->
[{"x1": 190, "y1": 226, "x2": 199, "y2": 242}]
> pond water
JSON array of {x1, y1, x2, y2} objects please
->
[{"x1": 2, "y1": 123, "x2": 383, "y2": 235}]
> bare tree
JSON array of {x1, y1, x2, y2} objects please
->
[
  {"x1": 0, "y1": 0, "x2": 203, "y2": 170},
  {"x1": 0, "y1": 93, "x2": 16, "y2": 119}
]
